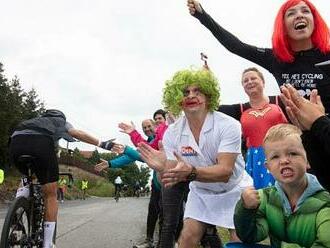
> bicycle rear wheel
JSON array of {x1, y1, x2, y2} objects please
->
[{"x1": 0, "y1": 197, "x2": 31, "y2": 248}]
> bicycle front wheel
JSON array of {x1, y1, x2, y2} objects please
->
[{"x1": 0, "y1": 197, "x2": 31, "y2": 248}]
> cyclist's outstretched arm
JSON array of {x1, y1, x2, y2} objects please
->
[{"x1": 68, "y1": 128, "x2": 114, "y2": 150}]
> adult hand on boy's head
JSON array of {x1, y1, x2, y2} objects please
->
[{"x1": 241, "y1": 186, "x2": 260, "y2": 209}]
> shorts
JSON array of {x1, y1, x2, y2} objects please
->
[{"x1": 9, "y1": 134, "x2": 59, "y2": 185}]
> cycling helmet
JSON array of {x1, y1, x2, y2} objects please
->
[{"x1": 42, "y1": 109, "x2": 66, "y2": 120}]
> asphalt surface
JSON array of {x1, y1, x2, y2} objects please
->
[{"x1": 0, "y1": 196, "x2": 150, "y2": 248}]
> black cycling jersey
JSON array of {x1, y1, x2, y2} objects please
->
[{"x1": 195, "y1": 8, "x2": 330, "y2": 114}]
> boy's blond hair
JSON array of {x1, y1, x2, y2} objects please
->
[{"x1": 263, "y1": 124, "x2": 302, "y2": 146}]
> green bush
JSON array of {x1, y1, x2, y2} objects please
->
[{"x1": 87, "y1": 181, "x2": 114, "y2": 197}]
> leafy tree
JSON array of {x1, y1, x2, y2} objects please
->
[
  {"x1": 0, "y1": 63, "x2": 46, "y2": 169},
  {"x1": 72, "y1": 148, "x2": 85, "y2": 161},
  {"x1": 0, "y1": 63, "x2": 10, "y2": 169},
  {"x1": 99, "y1": 152, "x2": 117, "y2": 161},
  {"x1": 139, "y1": 165, "x2": 151, "y2": 188},
  {"x1": 22, "y1": 88, "x2": 45, "y2": 119},
  {"x1": 88, "y1": 149, "x2": 101, "y2": 164}
]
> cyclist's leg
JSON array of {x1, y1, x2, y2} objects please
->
[
  {"x1": 178, "y1": 218, "x2": 206, "y2": 248},
  {"x1": 42, "y1": 182, "x2": 58, "y2": 248},
  {"x1": 42, "y1": 182, "x2": 58, "y2": 221},
  {"x1": 32, "y1": 136, "x2": 59, "y2": 248}
]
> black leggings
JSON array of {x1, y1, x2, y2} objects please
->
[{"x1": 146, "y1": 183, "x2": 162, "y2": 240}]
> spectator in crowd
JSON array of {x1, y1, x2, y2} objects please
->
[
  {"x1": 219, "y1": 67, "x2": 287, "y2": 189},
  {"x1": 81, "y1": 178, "x2": 88, "y2": 200},
  {"x1": 187, "y1": 0, "x2": 330, "y2": 114},
  {"x1": 234, "y1": 124, "x2": 330, "y2": 248},
  {"x1": 0, "y1": 168, "x2": 4, "y2": 184},
  {"x1": 57, "y1": 175, "x2": 67, "y2": 203},
  {"x1": 139, "y1": 68, "x2": 252, "y2": 247},
  {"x1": 280, "y1": 84, "x2": 330, "y2": 190}
]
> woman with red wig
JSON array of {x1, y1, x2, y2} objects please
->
[{"x1": 187, "y1": 0, "x2": 330, "y2": 114}]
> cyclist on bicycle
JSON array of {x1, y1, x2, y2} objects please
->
[
  {"x1": 9, "y1": 109, "x2": 114, "y2": 248},
  {"x1": 114, "y1": 175, "x2": 122, "y2": 199}
]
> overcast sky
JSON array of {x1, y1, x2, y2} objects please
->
[{"x1": 1, "y1": 0, "x2": 329, "y2": 151}]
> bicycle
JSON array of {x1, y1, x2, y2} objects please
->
[
  {"x1": 114, "y1": 184, "x2": 121, "y2": 202},
  {"x1": 0, "y1": 155, "x2": 72, "y2": 248},
  {"x1": 114, "y1": 190, "x2": 120, "y2": 202}
]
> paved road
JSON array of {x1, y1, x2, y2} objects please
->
[{"x1": 0, "y1": 196, "x2": 150, "y2": 248}]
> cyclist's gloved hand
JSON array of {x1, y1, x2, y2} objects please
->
[{"x1": 99, "y1": 139, "x2": 115, "y2": 150}]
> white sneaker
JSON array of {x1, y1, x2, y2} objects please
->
[
  {"x1": 133, "y1": 239, "x2": 154, "y2": 248},
  {"x1": 16, "y1": 186, "x2": 29, "y2": 198}
]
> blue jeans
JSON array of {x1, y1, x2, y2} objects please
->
[{"x1": 158, "y1": 182, "x2": 189, "y2": 248}]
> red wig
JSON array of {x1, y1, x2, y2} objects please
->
[{"x1": 272, "y1": 0, "x2": 330, "y2": 63}]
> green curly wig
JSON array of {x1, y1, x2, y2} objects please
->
[{"x1": 162, "y1": 68, "x2": 221, "y2": 117}]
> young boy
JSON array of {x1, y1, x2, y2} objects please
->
[{"x1": 234, "y1": 124, "x2": 330, "y2": 248}]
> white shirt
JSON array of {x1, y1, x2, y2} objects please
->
[
  {"x1": 163, "y1": 111, "x2": 252, "y2": 228},
  {"x1": 115, "y1": 176, "x2": 123, "y2": 184}
]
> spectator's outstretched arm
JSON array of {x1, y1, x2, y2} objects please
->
[
  {"x1": 119, "y1": 122, "x2": 167, "y2": 150},
  {"x1": 94, "y1": 159, "x2": 109, "y2": 172},
  {"x1": 118, "y1": 121, "x2": 148, "y2": 147},
  {"x1": 110, "y1": 155, "x2": 135, "y2": 169},
  {"x1": 131, "y1": 123, "x2": 168, "y2": 149},
  {"x1": 123, "y1": 146, "x2": 144, "y2": 162},
  {"x1": 110, "y1": 146, "x2": 144, "y2": 168}
]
